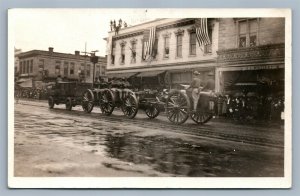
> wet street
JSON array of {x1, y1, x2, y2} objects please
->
[{"x1": 14, "y1": 99, "x2": 284, "y2": 177}]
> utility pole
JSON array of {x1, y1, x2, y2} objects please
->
[
  {"x1": 80, "y1": 42, "x2": 88, "y2": 83},
  {"x1": 89, "y1": 50, "x2": 99, "y2": 88}
]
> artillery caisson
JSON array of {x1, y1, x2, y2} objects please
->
[
  {"x1": 81, "y1": 86, "x2": 139, "y2": 119},
  {"x1": 48, "y1": 82, "x2": 92, "y2": 111}
]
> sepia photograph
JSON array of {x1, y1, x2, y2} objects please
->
[{"x1": 7, "y1": 8, "x2": 291, "y2": 188}]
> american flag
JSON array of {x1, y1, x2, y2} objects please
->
[
  {"x1": 143, "y1": 26, "x2": 156, "y2": 59},
  {"x1": 195, "y1": 18, "x2": 211, "y2": 46}
]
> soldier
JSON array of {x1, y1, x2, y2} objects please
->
[
  {"x1": 56, "y1": 75, "x2": 63, "y2": 83},
  {"x1": 188, "y1": 71, "x2": 203, "y2": 112}
]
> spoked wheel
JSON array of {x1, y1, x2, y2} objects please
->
[
  {"x1": 48, "y1": 96, "x2": 55, "y2": 109},
  {"x1": 121, "y1": 94, "x2": 138, "y2": 119},
  {"x1": 65, "y1": 97, "x2": 73, "y2": 111},
  {"x1": 82, "y1": 89, "x2": 94, "y2": 113},
  {"x1": 166, "y1": 90, "x2": 190, "y2": 125},
  {"x1": 145, "y1": 104, "x2": 160, "y2": 119},
  {"x1": 190, "y1": 110, "x2": 213, "y2": 124},
  {"x1": 99, "y1": 90, "x2": 115, "y2": 115}
]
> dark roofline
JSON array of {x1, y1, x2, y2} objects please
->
[{"x1": 16, "y1": 49, "x2": 106, "y2": 62}]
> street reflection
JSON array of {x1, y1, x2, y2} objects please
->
[{"x1": 104, "y1": 133, "x2": 281, "y2": 177}]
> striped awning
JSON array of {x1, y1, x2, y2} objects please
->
[
  {"x1": 136, "y1": 70, "x2": 165, "y2": 77},
  {"x1": 18, "y1": 79, "x2": 33, "y2": 88},
  {"x1": 106, "y1": 72, "x2": 139, "y2": 78}
]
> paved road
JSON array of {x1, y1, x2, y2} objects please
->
[{"x1": 13, "y1": 99, "x2": 284, "y2": 177}]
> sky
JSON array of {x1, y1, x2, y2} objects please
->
[{"x1": 9, "y1": 9, "x2": 155, "y2": 57}]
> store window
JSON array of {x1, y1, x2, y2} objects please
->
[
  {"x1": 171, "y1": 72, "x2": 192, "y2": 85},
  {"x1": 238, "y1": 19, "x2": 259, "y2": 48}
]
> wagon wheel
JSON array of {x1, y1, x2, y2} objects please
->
[
  {"x1": 99, "y1": 90, "x2": 115, "y2": 115},
  {"x1": 82, "y1": 89, "x2": 94, "y2": 113},
  {"x1": 65, "y1": 97, "x2": 73, "y2": 111},
  {"x1": 190, "y1": 110, "x2": 213, "y2": 124},
  {"x1": 145, "y1": 104, "x2": 160, "y2": 119},
  {"x1": 121, "y1": 93, "x2": 138, "y2": 119},
  {"x1": 166, "y1": 90, "x2": 190, "y2": 125},
  {"x1": 48, "y1": 96, "x2": 55, "y2": 109}
]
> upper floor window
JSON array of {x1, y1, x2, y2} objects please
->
[
  {"x1": 238, "y1": 19, "x2": 259, "y2": 48},
  {"x1": 64, "y1": 61, "x2": 69, "y2": 76},
  {"x1": 38, "y1": 59, "x2": 44, "y2": 70},
  {"x1": 189, "y1": 32, "x2": 196, "y2": 55},
  {"x1": 96, "y1": 65, "x2": 100, "y2": 77},
  {"x1": 70, "y1": 62, "x2": 75, "y2": 75},
  {"x1": 19, "y1": 61, "x2": 23, "y2": 74},
  {"x1": 163, "y1": 36, "x2": 170, "y2": 58},
  {"x1": 86, "y1": 64, "x2": 91, "y2": 77},
  {"x1": 176, "y1": 34, "x2": 183, "y2": 57},
  {"x1": 120, "y1": 44, "x2": 125, "y2": 64},
  {"x1": 55, "y1": 61, "x2": 61, "y2": 75},
  {"x1": 152, "y1": 39, "x2": 158, "y2": 59},
  {"x1": 26, "y1": 60, "x2": 29, "y2": 73},
  {"x1": 111, "y1": 42, "x2": 116, "y2": 65},
  {"x1": 30, "y1": 60, "x2": 33, "y2": 73},
  {"x1": 175, "y1": 29, "x2": 184, "y2": 58},
  {"x1": 131, "y1": 41, "x2": 137, "y2": 63}
]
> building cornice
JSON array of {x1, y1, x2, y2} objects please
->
[
  {"x1": 107, "y1": 58, "x2": 216, "y2": 72},
  {"x1": 112, "y1": 18, "x2": 196, "y2": 41}
]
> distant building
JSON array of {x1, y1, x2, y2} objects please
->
[
  {"x1": 16, "y1": 47, "x2": 107, "y2": 87},
  {"x1": 105, "y1": 18, "x2": 219, "y2": 89},
  {"x1": 14, "y1": 48, "x2": 22, "y2": 79}
]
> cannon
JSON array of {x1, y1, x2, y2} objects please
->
[{"x1": 165, "y1": 88, "x2": 216, "y2": 125}]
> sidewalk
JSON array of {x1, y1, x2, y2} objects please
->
[{"x1": 15, "y1": 98, "x2": 284, "y2": 128}]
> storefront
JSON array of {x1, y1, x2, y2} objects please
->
[{"x1": 216, "y1": 64, "x2": 284, "y2": 96}]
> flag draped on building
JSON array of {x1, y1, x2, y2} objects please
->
[
  {"x1": 195, "y1": 18, "x2": 211, "y2": 46},
  {"x1": 143, "y1": 26, "x2": 156, "y2": 59}
]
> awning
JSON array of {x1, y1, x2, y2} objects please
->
[
  {"x1": 18, "y1": 79, "x2": 33, "y2": 88},
  {"x1": 136, "y1": 70, "x2": 166, "y2": 77},
  {"x1": 106, "y1": 72, "x2": 139, "y2": 78},
  {"x1": 16, "y1": 78, "x2": 29, "y2": 83}
]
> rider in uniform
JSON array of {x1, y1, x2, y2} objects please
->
[{"x1": 188, "y1": 71, "x2": 203, "y2": 112}]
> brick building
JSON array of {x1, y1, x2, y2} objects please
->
[
  {"x1": 105, "y1": 18, "x2": 219, "y2": 89},
  {"x1": 216, "y1": 18, "x2": 285, "y2": 94},
  {"x1": 16, "y1": 47, "x2": 107, "y2": 87}
]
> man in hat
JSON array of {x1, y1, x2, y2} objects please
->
[{"x1": 188, "y1": 71, "x2": 203, "y2": 112}]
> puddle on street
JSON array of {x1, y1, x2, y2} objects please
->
[{"x1": 103, "y1": 133, "x2": 283, "y2": 177}]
